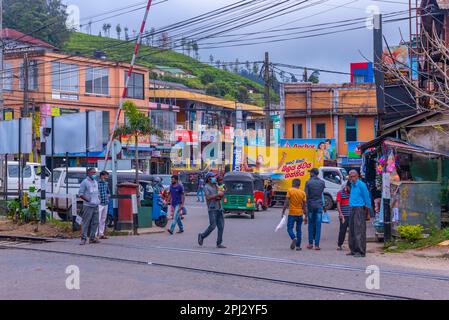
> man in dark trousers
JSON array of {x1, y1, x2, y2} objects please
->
[
  {"x1": 79, "y1": 168, "x2": 101, "y2": 245},
  {"x1": 348, "y1": 170, "x2": 371, "y2": 257},
  {"x1": 305, "y1": 168, "x2": 326, "y2": 250},
  {"x1": 198, "y1": 172, "x2": 226, "y2": 249}
]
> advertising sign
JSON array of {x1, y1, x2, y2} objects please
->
[
  {"x1": 280, "y1": 138, "x2": 336, "y2": 161},
  {"x1": 347, "y1": 141, "x2": 365, "y2": 159},
  {"x1": 175, "y1": 130, "x2": 199, "y2": 143},
  {"x1": 121, "y1": 135, "x2": 152, "y2": 148},
  {"x1": 243, "y1": 146, "x2": 321, "y2": 191}
]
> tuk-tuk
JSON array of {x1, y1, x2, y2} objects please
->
[
  {"x1": 253, "y1": 173, "x2": 268, "y2": 212},
  {"x1": 222, "y1": 172, "x2": 256, "y2": 219}
]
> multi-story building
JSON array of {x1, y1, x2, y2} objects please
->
[
  {"x1": 2, "y1": 28, "x2": 265, "y2": 173},
  {"x1": 281, "y1": 82, "x2": 378, "y2": 167}
]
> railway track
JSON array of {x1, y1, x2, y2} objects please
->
[{"x1": 3, "y1": 245, "x2": 418, "y2": 300}]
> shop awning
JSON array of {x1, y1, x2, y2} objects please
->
[{"x1": 379, "y1": 138, "x2": 449, "y2": 158}]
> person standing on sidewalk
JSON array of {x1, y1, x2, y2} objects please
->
[
  {"x1": 198, "y1": 173, "x2": 226, "y2": 249},
  {"x1": 282, "y1": 179, "x2": 307, "y2": 251},
  {"x1": 79, "y1": 168, "x2": 101, "y2": 245},
  {"x1": 305, "y1": 168, "x2": 325, "y2": 251},
  {"x1": 97, "y1": 171, "x2": 110, "y2": 240},
  {"x1": 197, "y1": 175, "x2": 205, "y2": 203},
  {"x1": 168, "y1": 175, "x2": 185, "y2": 235},
  {"x1": 337, "y1": 182, "x2": 351, "y2": 251},
  {"x1": 348, "y1": 170, "x2": 372, "y2": 258}
]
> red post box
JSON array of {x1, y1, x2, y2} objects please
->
[{"x1": 117, "y1": 183, "x2": 138, "y2": 231}]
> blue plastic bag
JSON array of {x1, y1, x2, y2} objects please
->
[{"x1": 322, "y1": 211, "x2": 331, "y2": 224}]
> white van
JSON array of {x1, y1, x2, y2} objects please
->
[
  {"x1": 318, "y1": 166, "x2": 348, "y2": 210},
  {"x1": 48, "y1": 167, "x2": 145, "y2": 219},
  {"x1": 0, "y1": 162, "x2": 50, "y2": 195}
]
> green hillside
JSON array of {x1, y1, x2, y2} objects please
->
[{"x1": 62, "y1": 32, "x2": 265, "y2": 106}]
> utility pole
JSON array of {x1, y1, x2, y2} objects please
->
[
  {"x1": 0, "y1": 0, "x2": 5, "y2": 198},
  {"x1": 23, "y1": 53, "x2": 29, "y2": 117},
  {"x1": 373, "y1": 14, "x2": 391, "y2": 243},
  {"x1": 264, "y1": 52, "x2": 271, "y2": 148},
  {"x1": 303, "y1": 67, "x2": 308, "y2": 82}
]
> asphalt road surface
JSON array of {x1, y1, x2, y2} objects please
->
[{"x1": 1, "y1": 196, "x2": 449, "y2": 300}]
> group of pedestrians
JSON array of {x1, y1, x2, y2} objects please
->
[
  {"x1": 282, "y1": 169, "x2": 371, "y2": 257},
  {"x1": 79, "y1": 168, "x2": 110, "y2": 245}
]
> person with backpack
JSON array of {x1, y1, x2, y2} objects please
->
[{"x1": 305, "y1": 168, "x2": 326, "y2": 251}]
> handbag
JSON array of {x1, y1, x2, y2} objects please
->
[{"x1": 322, "y1": 211, "x2": 331, "y2": 224}]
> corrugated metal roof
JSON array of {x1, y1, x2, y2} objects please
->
[
  {"x1": 1, "y1": 28, "x2": 56, "y2": 49},
  {"x1": 150, "y1": 89, "x2": 264, "y2": 115}
]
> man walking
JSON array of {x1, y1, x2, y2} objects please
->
[
  {"x1": 198, "y1": 173, "x2": 226, "y2": 249},
  {"x1": 305, "y1": 168, "x2": 325, "y2": 250},
  {"x1": 79, "y1": 168, "x2": 101, "y2": 245},
  {"x1": 348, "y1": 170, "x2": 371, "y2": 257},
  {"x1": 337, "y1": 182, "x2": 351, "y2": 251},
  {"x1": 97, "y1": 171, "x2": 110, "y2": 240},
  {"x1": 197, "y1": 175, "x2": 205, "y2": 203},
  {"x1": 282, "y1": 179, "x2": 307, "y2": 251},
  {"x1": 168, "y1": 175, "x2": 185, "y2": 235}
]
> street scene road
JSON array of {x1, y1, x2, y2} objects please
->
[
  {"x1": 2, "y1": 0, "x2": 449, "y2": 304},
  {"x1": 1, "y1": 196, "x2": 448, "y2": 300}
]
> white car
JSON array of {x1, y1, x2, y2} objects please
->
[{"x1": 0, "y1": 161, "x2": 50, "y2": 196}]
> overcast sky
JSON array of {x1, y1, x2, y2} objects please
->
[{"x1": 64, "y1": 0, "x2": 413, "y2": 82}]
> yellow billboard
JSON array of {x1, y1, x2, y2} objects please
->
[{"x1": 243, "y1": 146, "x2": 322, "y2": 191}]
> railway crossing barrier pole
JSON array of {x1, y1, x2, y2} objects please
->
[{"x1": 131, "y1": 194, "x2": 139, "y2": 235}]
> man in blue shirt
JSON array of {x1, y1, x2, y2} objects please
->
[
  {"x1": 348, "y1": 170, "x2": 371, "y2": 257},
  {"x1": 168, "y1": 175, "x2": 185, "y2": 235}
]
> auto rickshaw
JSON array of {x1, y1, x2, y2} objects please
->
[
  {"x1": 222, "y1": 172, "x2": 256, "y2": 219},
  {"x1": 253, "y1": 173, "x2": 268, "y2": 212}
]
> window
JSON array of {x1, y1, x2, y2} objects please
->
[
  {"x1": 20, "y1": 60, "x2": 39, "y2": 91},
  {"x1": 315, "y1": 123, "x2": 326, "y2": 139},
  {"x1": 345, "y1": 117, "x2": 358, "y2": 142},
  {"x1": 323, "y1": 170, "x2": 342, "y2": 185},
  {"x1": 292, "y1": 124, "x2": 303, "y2": 138},
  {"x1": 102, "y1": 111, "x2": 110, "y2": 144},
  {"x1": 125, "y1": 72, "x2": 145, "y2": 100},
  {"x1": 85, "y1": 67, "x2": 109, "y2": 95},
  {"x1": 52, "y1": 62, "x2": 79, "y2": 92},
  {"x1": 3, "y1": 63, "x2": 13, "y2": 91},
  {"x1": 150, "y1": 110, "x2": 176, "y2": 131},
  {"x1": 354, "y1": 75, "x2": 365, "y2": 84},
  {"x1": 8, "y1": 165, "x2": 32, "y2": 178}
]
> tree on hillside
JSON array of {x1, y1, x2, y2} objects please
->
[
  {"x1": 291, "y1": 74, "x2": 298, "y2": 83},
  {"x1": 180, "y1": 37, "x2": 187, "y2": 54},
  {"x1": 200, "y1": 72, "x2": 215, "y2": 85},
  {"x1": 215, "y1": 60, "x2": 221, "y2": 69},
  {"x1": 116, "y1": 24, "x2": 122, "y2": 39},
  {"x1": 124, "y1": 27, "x2": 129, "y2": 40},
  {"x1": 160, "y1": 32, "x2": 170, "y2": 49},
  {"x1": 209, "y1": 55, "x2": 214, "y2": 65},
  {"x1": 192, "y1": 41, "x2": 199, "y2": 60},
  {"x1": 252, "y1": 62, "x2": 260, "y2": 76},
  {"x1": 3, "y1": 0, "x2": 71, "y2": 48},
  {"x1": 149, "y1": 27, "x2": 156, "y2": 46},
  {"x1": 114, "y1": 101, "x2": 162, "y2": 187},
  {"x1": 233, "y1": 59, "x2": 240, "y2": 73},
  {"x1": 245, "y1": 61, "x2": 251, "y2": 73},
  {"x1": 102, "y1": 24, "x2": 108, "y2": 37},
  {"x1": 186, "y1": 40, "x2": 192, "y2": 57},
  {"x1": 308, "y1": 70, "x2": 320, "y2": 84},
  {"x1": 237, "y1": 85, "x2": 249, "y2": 103}
]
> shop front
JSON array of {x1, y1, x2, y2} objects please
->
[{"x1": 361, "y1": 137, "x2": 449, "y2": 234}]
